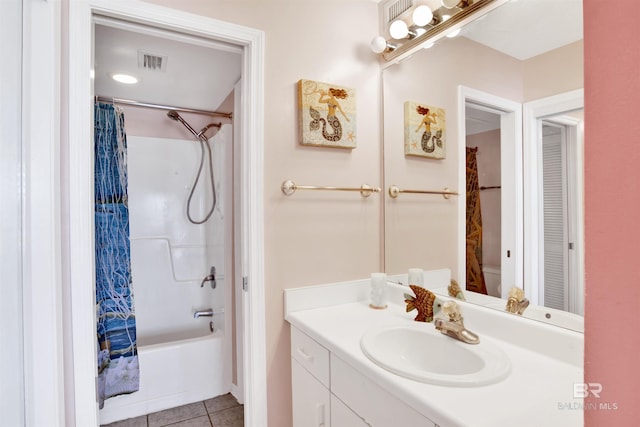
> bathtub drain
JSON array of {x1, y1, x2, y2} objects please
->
[{"x1": 209, "y1": 321, "x2": 214, "y2": 333}]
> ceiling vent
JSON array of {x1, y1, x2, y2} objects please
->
[{"x1": 138, "y1": 51, "x2": 167, "y2": 72}]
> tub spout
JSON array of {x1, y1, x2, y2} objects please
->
[{"x1": 194, "y1": 308, "x2": 214, "y2": 318}]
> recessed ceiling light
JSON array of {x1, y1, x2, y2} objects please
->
[{"x1": 110, "y1": 73, "x2": 139, "y2": 84}]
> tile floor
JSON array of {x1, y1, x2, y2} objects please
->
[{"x1": 101, "y1": 394, "x2": 244, "y2": 427}]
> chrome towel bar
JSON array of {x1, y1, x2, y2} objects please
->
[
  {"x1": 281, "y1": 180, "x2": 380, "y2": 198},
  {"x1": 388, "y1": 184, "x2": 458, "y2": 200}
]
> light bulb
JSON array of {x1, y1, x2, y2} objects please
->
[
  {"x1": 370, "y1": 36, "x2": 388, "y2": 54},
  {"x1": 412, "y1": 5, "x2": 433, "y2": 27},
  {"x1": 389, "y1": 19, "x2": 409, "y2": 39},
  {"x1": 446, "y1": 28, "x2": 461, "y2": 38}
]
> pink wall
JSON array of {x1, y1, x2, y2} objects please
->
[
  {"x1": 584, "y1": 0, "x2": 640, "y2": 424},
  {"x1": 522, "y1": 41, "x2": 584, "y2": 102}
]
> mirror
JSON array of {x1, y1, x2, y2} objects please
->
[{"x1": 382, "y1": 0, "x2": 583, "y2": 331}]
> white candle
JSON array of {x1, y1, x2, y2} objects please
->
[
  {"x1": 369, "y1": 272, "x2": 387, "y2": 309},
  {"x1": 408, "y1": 268, "x2": 424, "y2": 287}
]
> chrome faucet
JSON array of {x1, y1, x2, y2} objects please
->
[
  {"x1": 505, "y1": 286, "x2": 529, "y2": 315},
  {"x1": 434, "y1": 300, "x2": 479, "y2": 344},
  {"x1": 193, "y1": 308, "x2": 214, "y2": 318}
]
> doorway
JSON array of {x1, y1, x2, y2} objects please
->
[
  {"x1": 523, "y1": 90, "x2": 584, "y2": 315},
  {"x1": 465, "y1": 104, "x2": 502, "y2": 297},
  {"x1": 458, "y1": 86, "x2": 523, "y2": 300},
  {"x1": 94, "y1": 17, "x2": 243, "y2": 423},
  {"x1": 66, "y1": 2, "x2": 265, "y2": 426}
]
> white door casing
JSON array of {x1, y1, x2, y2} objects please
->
[
  {"x1": 1, "y1": 0, "x2": 25, "y2": 425},
  {"x1": 458, "y1": 86, "x2": 523, "y2": 298},
  {"x1": 524, "y1": 89, "x2": 584, "y2": 313}
]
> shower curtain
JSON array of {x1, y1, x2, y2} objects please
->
[
  {"x1": 466, "y1": 147, "x2": 488, "y2": 294},
  {"x1": 94, "y1": 102, "x2": 139, "y2": 408}
]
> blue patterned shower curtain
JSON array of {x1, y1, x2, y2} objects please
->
[{"x1": 94, "y1": 102, "x2": 139, "y2": 408}]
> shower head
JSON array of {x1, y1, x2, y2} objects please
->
[
  {"x1": 167, "y1": 109, "x2": 220, "y2": 141},
  {"x1": 167, "y1": 109, "x2": 199, "y2": 139}
]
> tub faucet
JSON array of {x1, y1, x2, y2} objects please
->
[
  {"x1": 505, "y1": 286, "x2": 529, "y2": 315},
  {"x1": 434, "y1": 301, "x2": 480, "y2": 344},
  {"x1": 193, "y1": 308, "x2": 214, "y2": 318}
]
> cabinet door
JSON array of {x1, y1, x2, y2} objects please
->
[
  {"x1": 292, "y1": 358, "x2": 331, "y2": 427},
  {"x1": 331, "y1": 355, "x2": 435, "y2": 427},
  {"x1": 331, "y1": 395, "x2": 368, "y2": 427}
]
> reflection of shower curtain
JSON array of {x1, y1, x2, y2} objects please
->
[
  {"x1": 466, "y1": 147, "x2": 488, "y2": 294},
  {"x1": 94, "y1": 102, "x2": 139, "y2": 408}
]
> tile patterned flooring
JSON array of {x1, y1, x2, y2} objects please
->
[{"x1": 102, "y1": 394, "x2": 243, "y2": 427}]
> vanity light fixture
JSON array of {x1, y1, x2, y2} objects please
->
[{"x1": 372, "y1": 0, "x2": 510, "y2": 63}]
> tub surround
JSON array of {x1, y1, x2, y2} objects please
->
[{"x1": 285, "y1": 273, "x2": 583, "y2": 427}]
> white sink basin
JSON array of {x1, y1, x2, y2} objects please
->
[{"x1": 360, "y1": 323, "x2": 510, "y2": 386}]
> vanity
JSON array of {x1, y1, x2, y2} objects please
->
[{"x1": 284, "y1": 271, "x2": 583, "y2": 427}]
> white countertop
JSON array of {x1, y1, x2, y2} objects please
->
[{"x1": 285, "y1": 278, "x2": 584, "y2": 427}]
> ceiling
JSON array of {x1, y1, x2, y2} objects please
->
[
  {"x1": 462, "y1": 0, "x2": 583, "y2": 61},
  {"x1": 94, "y1": 21, "x2": 242, "y2": 113}
]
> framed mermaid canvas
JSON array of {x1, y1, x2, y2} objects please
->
[
  {"x1": 404, "y1": 101, "x2": 446, "y2": 159},
  {"x1": 298, "y1": 79, "x2": 356, "y2": 149}
]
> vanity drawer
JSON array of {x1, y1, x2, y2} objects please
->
[{"x1": 291, "y1": 326, "x2": 330, "y2": 388}]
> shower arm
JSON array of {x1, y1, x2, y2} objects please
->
[{"x1": 168, "y1": 110, "x2": 221, "y2": 141}]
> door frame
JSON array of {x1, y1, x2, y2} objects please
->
[
  {"x1": 523, "y1": 89, "x2": 584, "y2": 312},
  {"x1": 1, "y1": 0, "x2": 25, "y2": 425},
  {"x1": 458, "y1": 86, "x2": 523, "y2": 298},
  {"x1": 67, "y1": 2, "x2": 265, "y2": 425}
]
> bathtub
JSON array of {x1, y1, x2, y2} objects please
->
[{"x1": 99, "y1": 326, "x2": 229, "y2": 424}]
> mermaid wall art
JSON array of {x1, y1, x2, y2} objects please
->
[
  {"x1": 299, "y1": 79, "x2": 356, "y2": 148},
  {"x1": 404, "y1": 101, "x2": 446, "y2": 159}
]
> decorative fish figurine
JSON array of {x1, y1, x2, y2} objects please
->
[{"x1": 404, "y1": 285, "x2": 436, "y2": 322}]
